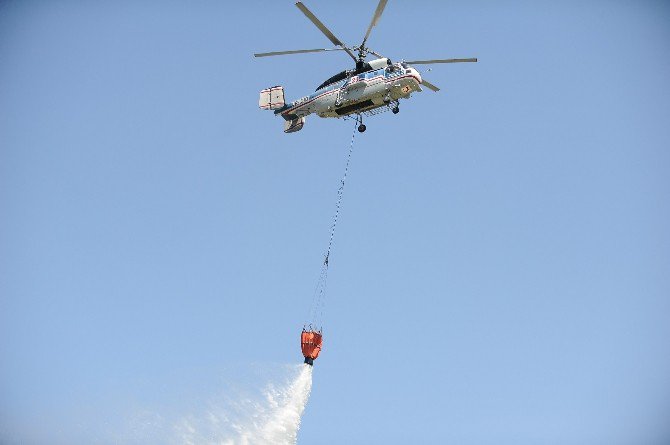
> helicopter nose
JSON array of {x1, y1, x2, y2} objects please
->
[
  {"x1": 415, "y1": 70, "x2": 423, "y2": 84},
  {"x1": 405, "y1": 65, "x2": 422, "y2": 85}
]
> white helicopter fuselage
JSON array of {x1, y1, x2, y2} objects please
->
[
  {"x1": 285, "y1": 62, "x2": 421, "y2": 119},
  {"x1": 260, "y1": 60, "x2": 424, "y2": 132}
]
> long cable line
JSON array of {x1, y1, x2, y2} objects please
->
[{"x1": 307, "y1": 121, "x2": 359, "y2": 327}]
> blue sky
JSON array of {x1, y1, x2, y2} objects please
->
[{"x1": 1, "y1": 1, "x2": 669, "y2": 443}]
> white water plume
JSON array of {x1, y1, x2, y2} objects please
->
[
  {"x1": 1, "y1": 364, "x2": 314, "y2": 445},
  {"x1": 171, "y1": 363, "x2": 314, "y2": 445}
]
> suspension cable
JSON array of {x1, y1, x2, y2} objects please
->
[
  {"x1": 308, "y1": 120, "x2": 359, "y2": 326},
  {"x1": 325, "y1": 120, "x2": 357, "y2": 265}
]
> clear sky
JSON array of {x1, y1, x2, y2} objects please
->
[{"x1": 1, "y1": 1, "x2": 669, "y2": 444}]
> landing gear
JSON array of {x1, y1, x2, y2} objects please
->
[
  {"x1": 357, "y1": 114, "x2": 366, "y2": 133},
  {"x1": 392, "y1": 106, "x2": 400, "y2": 114}
]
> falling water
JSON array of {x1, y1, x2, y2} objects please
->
[
  {"x1": 1, "y1": 364, "x2": 315, "y2": 444},
  {"x1": 172, "y1": 364, "x2": 314, "y2": 445}
]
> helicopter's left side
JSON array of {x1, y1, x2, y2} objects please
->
[{"x1": 259, "y1": 58, "x2": 426, "y2": 133}]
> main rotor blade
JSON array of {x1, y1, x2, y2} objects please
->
[
  {"x1": 421, "y1": 79, "x2": 440, "y2": 92},
  {"x1": 254, "y1": 47, "x2": 347, "y2": 58},
  {"x1": 295, "y1": 2, "x2": 358, "y2": 62},
  {"x1": 362, "y1": 0, "x2": 388, "y2": 46},
  {"x1": 405, "y1": 58, "x2": 478, "y2": 65},
  {"x1": 366, "y1": 48, "x2": 385, "y2": 59}
]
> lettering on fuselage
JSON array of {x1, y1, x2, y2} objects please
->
[{"x1": 294, "y1": 96, "x2": 309, "y2": 106}]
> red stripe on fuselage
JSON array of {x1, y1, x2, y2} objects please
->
[{"x1": 282, "y1": 73, "x2": 421, "y2": 117}]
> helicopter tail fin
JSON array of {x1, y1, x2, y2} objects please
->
[{"x1": 259, "y1": 86, "x2": 285, "y2": 110}]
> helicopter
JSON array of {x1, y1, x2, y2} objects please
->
[{"x1": 255, "y1": 1, "x2": 477, "y2": 133}]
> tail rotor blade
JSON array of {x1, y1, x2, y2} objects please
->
[
  {"x1": 405, "y1": 58, "x2": 478, "y2": 65},
  {"x1": 295, "y1": 2, "x2": 358, "y2": 62}
]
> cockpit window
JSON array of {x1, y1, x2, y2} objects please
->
[{"x1": 401, "y1": 62, "x2": 409, "y2": 68}]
